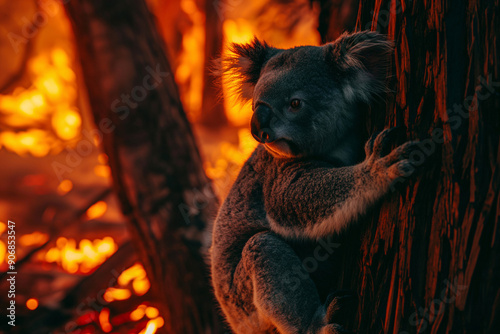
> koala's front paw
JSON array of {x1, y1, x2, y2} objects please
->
[{"x1": 363, "y1": 128, "x2": 421, "y2": 188}]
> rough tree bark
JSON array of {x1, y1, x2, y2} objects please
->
[
  {"x1": 64, "y1": 1, "x2": 223, "y2": 333},
  {"x1": 330, "y1": 0, "x2": 500, "y2": 333}
]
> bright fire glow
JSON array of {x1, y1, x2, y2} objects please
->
[
  {"x1": 86, "y1": 201, "x2": 107, "y2": 220},
  {"x1": 44, "y1": 237, "x2": 117, "y2": 273},
  {"x1": 94, "y1": 165, "x2": 111, "y2": 178},
  {"x1": 219, "y1": 2, "x2": 320, "y2": 126},
  {"x1": 175, "y1": 0, "x2": 205, "y2": 120},
  {"x1": 118, "y1": 263, "x2": 147, "y2": 286},
  {"x1": 0, "y1": 241, "x2": 5, "y2": 267},
  {"x1": 103, "y1": 288, "x2": 132, "y2": 302},
  {"x1": 221, "y1": 19, "x2": 255, "y2": 126},
  {"x1": 145, "y1": 306, "x2": 159, "y2": 319},
  {"x1": 99, "y1": 307, "x2": 112, "y2": 333},
  {"x1": 57, "y1": 179, "x2": 73, "y2": 195},
  {"x1": 204, "y1": 128, "x2": 258, "y2": 197},
  {"x1": 102, "y1": 262, "x2": 151, "y2": 304},
  {"x1": 19, "y1": 231, "x2": 49, "y2": 247},
  {"x1": 130, "y1": 304, "x2": 147, "y2": 321},
  {"x1": 139, "y1": 316, "x2": 165, "y2": 334},
  {"x1": 117, "y1": 262, "x2": 151, "y2": 296},
  {"x1": 0, "y1": 48, "x2": 81, "y2": 156}
]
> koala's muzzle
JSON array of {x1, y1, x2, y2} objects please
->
[{"x1": 251, "y1": 104, "x2": 276, "y2": 143}]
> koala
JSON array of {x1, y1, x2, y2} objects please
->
[{"x1": 210, "y1": 31, "x2": 415, "y2": 334}]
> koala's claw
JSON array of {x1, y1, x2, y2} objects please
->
[
  {"x1": 372, "y1": 127, "x2": 401, "y2": 157},
  {"x1": 363, "y1": 128, "x2": 423, "y2": 187},
  {"x1": 364, "y1": 131, "x2": 380, "y2": 156},
  {"x1": 382, "y1": 141, "x2": 419, "y2": 165}
]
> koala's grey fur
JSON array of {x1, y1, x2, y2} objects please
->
[{"x1": 211, "y1": 31, "x2": 414, "y2": 334}]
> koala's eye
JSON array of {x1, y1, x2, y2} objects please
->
[{"x1": 290, "y1": 99, "x2": 301, "y2": 109}]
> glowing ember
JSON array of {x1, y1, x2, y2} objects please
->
[
  {"x1": 19, "y1": 231, "x2": 49, "y2": 247},
  {"x1": 57, "y1": 179, "x2": 73, "y2": 195},
  {"x1": 133, "y1": 276, "x2": 151, "y2": 296},
  {"x1": 94, "y1": 165, "x2": 111, "y2": 178},
  {"x1": 99, "y1": 307, "x2": 112, "y2": 333},
  {"x1": 26, "y1": 298, "x2": 39, "y2": 310},
  {"x1": 43, "y1": 237, "x2": 117, "y2": 273},
  {"x1": 130, "y1": 304, "x2": 147, "y2": 321},
  {"x1": 145, "y1": 306, "x2": 159, "y2": 319},
  {"x1": 103, "y1": 288, "x2": 132, "y2": 302},
  {"x1": 116, "y1": 262, "x2": 151, "y2": 296},
  {"x1": 0, "y1": 241, "x2": 5, "y2": 267},
  {"x1": 139, "y1": 316, "x2": 165, "y2": 334},
  {"x1": 86, "y1": 201, "x2": 107, "y2": 220},
  {"x1": 51, "y1": 108, "x2": 82, "y2": 140},
  {"x1": 0, "y1": 48, "x2": 81, "y2": 156},
  {"x1": 118, "y1": 263, "x2": 146, "y2": 285}
]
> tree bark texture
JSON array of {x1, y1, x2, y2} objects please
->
[
  {"x1": 331, "y1": 0, "x2": 500, "y2": 333},
  {"x1": 64, "y1": 1, "x2": 222, "y2": 333}
]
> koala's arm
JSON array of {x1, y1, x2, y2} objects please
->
[{"x1": 263, "y1": 129, "x2": 415, "y2": 240}]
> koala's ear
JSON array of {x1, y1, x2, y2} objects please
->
[
  {"x1": 217, "y1": 37, "x2": 281, "y2": 100},
  {"x1": 325, "y1": 31, "x2": 394, "y2": 102}
]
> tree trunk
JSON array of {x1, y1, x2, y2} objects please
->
[
  {"x1": 316, "y1": 0, "x2": 359, "y2": 43},
  {"x1": 333, "y1": 0, "x2": 500, "y2": 333},
  {"x1": 200, "y1": 0, "x2": 227, "y2": 127},
  {"x1": 64, "y1": 1, "x2": 223, "y2": 333}
]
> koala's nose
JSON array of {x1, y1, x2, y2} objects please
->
[{"x1": 251, "y1": 104, "x2": 276, "y2": 143}]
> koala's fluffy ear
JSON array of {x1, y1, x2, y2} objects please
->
[
  {"x1": 218, "y1": 37, "x2": 281, "y2": 101},
  {"x1": 325, "y1": 31, "x2": 394, "y2": 103}
]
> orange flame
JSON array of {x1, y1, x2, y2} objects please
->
[
  {"x1": 0, "y1": 48, "x2": 81, "y2": 157},
  {"x1": 43, "y1": 237, "x2": 117, "y2": 274}
]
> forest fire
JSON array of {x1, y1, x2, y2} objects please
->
[
  {"x1": 0, "y1": 1, "x2": 318, "y2": 331},
  {"x1": 0, "y1": 0, "x2": 322, "y2": 332},
  {"x1": 0, "y1": 48, "x2": 80, "y2": 156},
  {"x1": 4, "y1": 0, "x2": 496, "y2": 333},
  {"x1": 42, "y1": 237, "x2": 116, "y2": 274}
]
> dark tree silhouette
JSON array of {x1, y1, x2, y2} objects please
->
[{"x1": 64, "y1": 0, "x2": 223, "y2": 333}]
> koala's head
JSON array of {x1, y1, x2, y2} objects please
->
[{"x1": 222, "y1": 31, "x2": 393, "y2": 162}]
